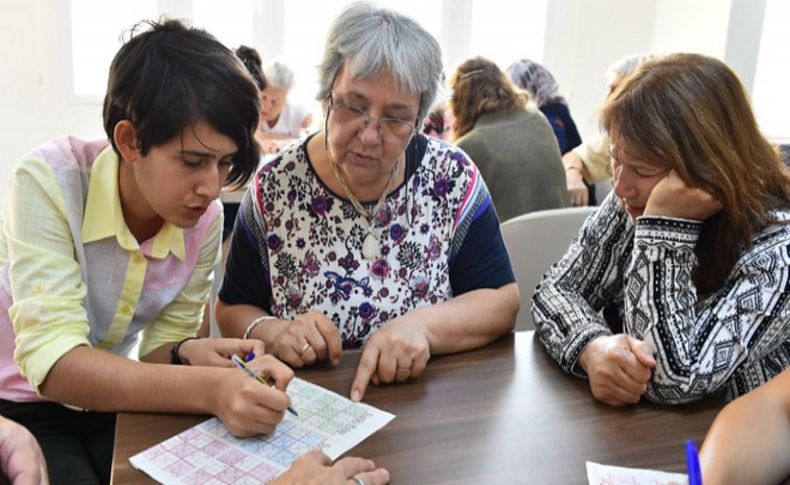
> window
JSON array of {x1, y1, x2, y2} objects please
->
[
  {"x1": 470, "y1": 0, "x2": 547, "y2": 67},
  {"x1": 752, "y1": 0, "x2": 790, "y2": 141},
  {"x1": 68, "y1": 0, "x2": 549, "y2": 102},
  {"x1": 69, "y1": 0, "x2": 157, "y2": 99},
  {"x1": 192, "y1": 0, "x2": 254, "y2": 50},
  {"x1": 282, "y1": 0, "x2": 443, "y2": 104}
]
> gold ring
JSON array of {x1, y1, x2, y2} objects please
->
[{"x1": 299, "y1": 342, "x2": 311, "y2": 355}]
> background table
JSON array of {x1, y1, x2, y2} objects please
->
[{"x1": 112, "y1": 331, "x2": 722, "y2": 484}]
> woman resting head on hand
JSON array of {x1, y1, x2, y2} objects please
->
[{"x1": 532, "y1": 53, "x2": 790, "y2": 407}]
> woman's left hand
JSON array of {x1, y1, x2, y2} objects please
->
[
  {"x1": 178, "y1": 337, "x2": 266, "y2": 367},
  {"x1": 643, "y1": 170, "x2": 722, "y2": 220},
  {"x1": 350, "y1": 316, "x2": 431, "y2": 402}
]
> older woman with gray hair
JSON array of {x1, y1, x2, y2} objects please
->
[
  {"x1": 562, "y1": 53, "x2": 652, "y2": 206},
  {"x1": 257, "y1": 60, "x2": 314, "y2": 154},
  {"x1": 217, "y1": 2, "x2": 519, "y2": 402},
  {"x1": 506, "y1": 58, "x2": 581, "y2": 156}
]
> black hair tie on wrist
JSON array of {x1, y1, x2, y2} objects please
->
[{"x1": 170, "y1": 336, "x2": 201, "y2": 365}]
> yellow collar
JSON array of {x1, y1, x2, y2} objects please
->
[{"x1": 81, "y1": 146, "x2": 186, "y2": 260}]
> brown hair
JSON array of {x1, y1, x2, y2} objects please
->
[
  {"x1": 449, "y1": 56, "x2": 529, "y2": 140},
  {"x1": 601, "y1": 53, "x2": 790, "y2": 294}
]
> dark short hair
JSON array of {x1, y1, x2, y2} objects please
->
[
  {"x1": 235, "y1": 45, "x2": 267, "y2": 91},
  {"x1": 103, "y1": 19, "x2": 260, "y2": 187}
]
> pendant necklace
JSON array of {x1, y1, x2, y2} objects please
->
[{"x1": 328, "y1": 149, "x2": 402, "y2": 262}]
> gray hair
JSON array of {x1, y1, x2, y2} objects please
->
[
  {"x1": 263, "y1": 60, "x2": 295, "y2": 89},
  {"x1": 505, "y1": 58, "x2": 565, "y2": 108},
  {"x1": 606, "y1": 53, "x2": 652, "y2": 82},
  {"x1": 316, "y1": 1, "x2": 443, "y2": 124}
]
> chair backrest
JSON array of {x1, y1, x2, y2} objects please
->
[{"x1": 501, "y1": 206, "x2": 597, "y2": 331}]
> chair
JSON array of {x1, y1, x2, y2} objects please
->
[{"x1": 501, "y1": 206, "x2": 597, "y2": 331}]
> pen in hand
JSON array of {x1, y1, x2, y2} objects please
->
[{"x1": 231, "y1": 353, "x2": 298, "y2": 417}]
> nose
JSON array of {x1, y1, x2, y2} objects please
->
[
  {"x1": 195, "y1": 163, "x2": 223, "y2": 200},
  {"x1": 356, "y1": 118, "x2": 382, "y2": 146},
  {"x1": 613, "y1": 165, "x2": 637, "y2": 199}
]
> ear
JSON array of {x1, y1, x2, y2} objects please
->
[{"x1": 113, "y1": 120, "x2": 140, "y2": 163}]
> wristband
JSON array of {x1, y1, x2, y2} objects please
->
[
  {"x1": 243, "y1": 315, "x2": 278, "y2": 340},
  {"x1": 170, "y1": 336, "x2": 200, "y2": 365}
]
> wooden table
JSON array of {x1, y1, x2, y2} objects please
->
[{"x1": 112, "y1": 331, "x2": 723, "y2": 484}]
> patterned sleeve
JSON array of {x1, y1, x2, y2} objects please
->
[
  {"x1": 448, "y1": 198, "x2": 515, "y2": 295},
  {"x1": 626, "y1": 216, "x2": 790, "y2": 403},
  {"x1": 217, "y1": 187, "x2": 273, "y2": 312},
  {"x1": 532, "y1": 194, "x2": 632, "y2": 377},
  {"x1": 447, "y1": 155, "x2": 515, "y2": 295}
]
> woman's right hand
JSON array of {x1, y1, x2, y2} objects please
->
[
  {"x1": 566, "y1": 168, "x2": 589, "y2": 207},
  {"x1": 212, "y1": 355, "x2": 294, "y2": 437},
  {"x1": 272, "y1": 450, "x2": 390, "y2": 485},
  {"x1": 578, "y1": 334, "x2": 656, "y2": 406},
  {"x1": 562, "y1": 152, "x2": 589, "y2": 207},
  {"x1": 271, "y1": 310, "x2": 343, "y2": 368}
]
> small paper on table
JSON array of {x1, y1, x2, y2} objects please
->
[
  {"x1": 130, "y1": 377, "x2": 394, "y2": 484},
  {"x1": 586, "y1": 461, "x2": 688, "y2": 485}
]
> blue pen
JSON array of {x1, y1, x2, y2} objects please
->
[
  {"x1": 231, "y1": 354, "x2": 298, "y2": 416},
  {"x1": 685, "y1": 439, "x2": 702, "y2": 485}
]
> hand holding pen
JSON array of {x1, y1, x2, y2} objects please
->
[
  {"x1": 213, "y1": 353, "x2": 295, "y2": 437},
  {"x1": 232, "y1": 353, "x2": 298, "y2": 416}
]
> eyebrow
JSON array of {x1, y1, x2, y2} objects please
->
[
  {"x1": 338, "y1": 90, "x2": 416, "y2": 114},
  {"x1": 179, "y1": 149, "x2": 236, "y2": 158}
]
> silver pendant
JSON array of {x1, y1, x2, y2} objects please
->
[{"x1": 362, "y1": 232, "x2": 380, "y2": 261}]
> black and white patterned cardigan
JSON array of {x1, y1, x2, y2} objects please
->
[{"x1": 532, "y1": 193, "x2": 790, "y2": 404}]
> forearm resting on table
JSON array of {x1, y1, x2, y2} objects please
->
[
  {"x1": 417, "y1": 283, "x2": 519, "y2": 355},
  {"x1": 39, "y1": 345, "x2": 227, "y2": 414}
]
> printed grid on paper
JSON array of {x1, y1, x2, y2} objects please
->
[{"x1": 130, "y1": 378, "x2": 383, "y2": 484}]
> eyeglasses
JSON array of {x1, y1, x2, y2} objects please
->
[{"x1": 328, "y1": 96, "x2": 417, "y2": 142}]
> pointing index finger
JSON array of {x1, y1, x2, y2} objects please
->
[{"x1": 350, "y1": 345, "x2": 380, "y2": 402}]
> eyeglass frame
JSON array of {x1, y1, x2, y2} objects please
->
[{"x1": 325, "y1": 93, "x2": 419, "y2": 143}]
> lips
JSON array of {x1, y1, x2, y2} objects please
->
[
  {"x1": 187, "y1": 205, "x2": 208, "y2": 218},
  {"x1": 348, "y1": 151, "x2": 377, "y2": 165},
  {"x1": 625, "y1": 203, "x2": 644, "y2": 218}
]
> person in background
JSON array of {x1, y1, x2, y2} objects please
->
[
  {"x1": 698, "y1": 368, "x2": 790, "y2": 484},
  {"x1": 421, "y1": 74, "x2": 452, "y2": 141},
  {"x1": 562, "y1": 53, "x2": 651, "y2": 206},
  {"x1": 222, "y1": 44, "x2": 268, "y2": 242},
  {"x1": 0, "y1": 415, "x2": 47, "y2": 485},
  {"x1": 505, "y1": 58, "x2": 581, "y2": 155},
  {"x1": 257, "y1": 60, "x2": 314, "y2": 154},
  {"x1": 216, "y1": 2, "x2": 519, "y2": 403},
  {"x1": 0, "y1": 20, "x2": 294, "y2": 482},
  {"x1": 532, "y1": 54, "x2": 790, "y2": 407},
  {"x1": 449, "y1": 56, "x2": 567, "y2": 221}
]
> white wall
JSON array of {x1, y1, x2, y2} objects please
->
[
  {"x1": 545, "y1": 0, "x2": 736, "y2": 139},
  {"x1": 0, "y1": 0, "x2": 103, "y2": 204},
  {"x1": 0, "y1": 0, "x2": 766, "y2": 205},
  {"x1": 652, "y1": 0, "x2": 732, "y2": 59},
  {"x1": 545, "y1": 0, "x2": 657, "y2": 138}
]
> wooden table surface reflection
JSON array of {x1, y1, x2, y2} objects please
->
[{"x1": 112, "y1": 331, "x2": 722, "y2": 484}]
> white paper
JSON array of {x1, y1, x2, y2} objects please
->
[
  {"x1": 130, "y1": 377, "x2": 395, "y2": 484},
  {"x1": 586, "y1": 461, "x2": 688, "y2": 485}
]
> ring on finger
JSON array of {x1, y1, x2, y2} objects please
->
[
  {"x1": 299, "y1": 342, "x2": 311, "y2": 355},
  {"x1": 351, "y1": 477, "x2": 365, "y2": 485},
  {"x1": 396, "y1": 367, "x2": 411, "y2": 374}
]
